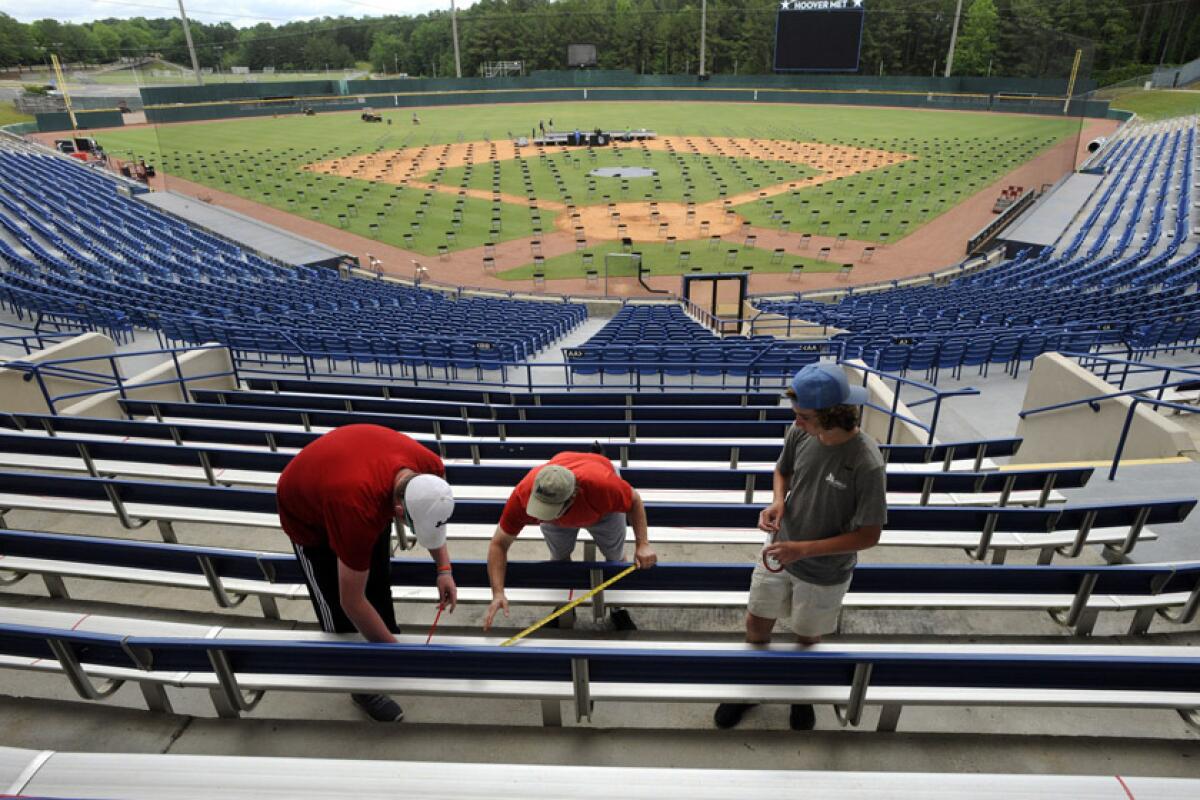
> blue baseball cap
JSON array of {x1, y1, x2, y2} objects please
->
[{"x1": 788, "y1": 362, "x2": 869, "y2": 409}]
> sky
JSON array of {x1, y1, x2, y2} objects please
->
[{"x1": 0, "y1": 0, "x2": 478, "y2": 27}]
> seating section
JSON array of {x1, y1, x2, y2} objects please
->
[
  {"x1": 0, "y1": 139, "x2": 586, "y2": 365},
  {"x1": 3, "y1": 120, "x2": 1200, "y2": 748},
  {"x1": 1, "y1": 375, "x2": 1198, "y2": 736},
  {"x1": 5, "y1": 529, "x2": 1196, "y2": 636},
  {"x1": 565, "y1": 304, "x2": 838, "y2": 379},
  {"x1": 756, "y1": 117, "x2": 1200, "y2": 378}
]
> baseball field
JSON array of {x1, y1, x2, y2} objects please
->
[{"x1": 93, "y1": 102, "x2": 1087, "y2": 283}]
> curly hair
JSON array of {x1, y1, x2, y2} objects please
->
[
  {"x1": 814, "y1": 404, "x2": 861, "y2": 432},
  {"x1": 786, "y1": 389, "x2": 861, "y2": 432}
]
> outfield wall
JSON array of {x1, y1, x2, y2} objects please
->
[
  {"x1": 35, "y1": 110, "x2": 125, "y2": 132},
  {"x1": 139, "y1": 71, "x2": 1109, "y2": 125},
  {"x1": 139, "y1": 71, "x2": 1093, "y2": 104}
]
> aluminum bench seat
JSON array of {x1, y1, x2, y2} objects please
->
[
  {"x1": 8, "y1": 746, "x2": 1194, "y2": 800},
  {"x1": 0, "y1": 431, "x2": 1080, "y2": 507},
  {"x1": 2, "y1": 612, "x2": 1198, "y2": 732},
  {"x1": 3, "y1": 412, "x2": 1019, "y2": 472},
  {"x1": 4, "y1": 532, "x2": 1195, "y2": 635},
  {"x1": 191, "y1": 388, "x2": 799, "y2": 423},
  {"x1": 0, "y1": 471, "x2": 1186, "y2": 563},
  {"x1": 241, "y1": 377, "x2": 786, "y2": 408}
]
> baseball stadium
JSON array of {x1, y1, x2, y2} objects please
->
[{"x1": 1, "y1": 0, "x2": 1199, "y2": 796}]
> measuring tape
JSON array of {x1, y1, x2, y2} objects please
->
[
  {"x1": 762, "y1": 530, "x2": 785, "y2": 573},
  {"x1": 501, "y1": 565, "x2": 638, "y2": 647}
]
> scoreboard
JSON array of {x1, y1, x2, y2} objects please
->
[{"x1": 774, "y1": 1, "x2": 866, "y2": 73}]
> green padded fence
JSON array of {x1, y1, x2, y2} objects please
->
[
  {"x1": 35, "y1": 110, "x2": 125, "y2": 132},
  {"x1": 141, "y1": 81, "x2": 339, "y2": 105},
  {"x1": 138, "y1": 71, "x2": 1106, "y2": 126},
  {"x1": 1, "y1": 122, "x2": 38, "y2": 135}
]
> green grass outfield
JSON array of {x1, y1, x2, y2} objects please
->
[
  {"x1": 498, "y1": 242, "x2": 840, "y2": 281},
  {"x1": 95, "y1": 102, "x2": 1083, "y2": 279},
  {"x1": 1111, "y1": 89, "x2": 1200, "y2": 121},
  {"x1": 0, "y1": 106, "x2": 34, "y2": 127},
  {"x1": 444, "y1": 149, "x2": 820, "y2": 206}
]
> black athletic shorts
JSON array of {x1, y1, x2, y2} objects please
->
[{"x1": 291, "y1": 525, "x2": 399, "y2": 635}]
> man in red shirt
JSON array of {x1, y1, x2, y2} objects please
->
[
  {"x1": 276, "y1": 424, "x2": 457, "y2": 722},
  {"x1": 483, "y1": 450, "x2": 656, "y2": 632}
]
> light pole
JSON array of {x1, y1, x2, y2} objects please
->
[
  {"x1": 176, "y1": 0, "x2": 204, "y2": 85},
  {"x1": 450, "y1": 0, "x2": 462, "y2": 78},
  {"x1": 944, "y1": 0, "x2": 964, "y2": 77},
  {"x1": 699, "y1": 0, "x2": 707, "y2": 77}
]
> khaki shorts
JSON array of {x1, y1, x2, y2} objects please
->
[
  {"x1": 747, "y1": 562, "x2": 850, "y2": 638},
  {"x1": 540, "y1": 512, "x2": 627, "y2": 562}
]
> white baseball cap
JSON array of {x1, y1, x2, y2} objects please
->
[{"x1": 403, "y1": 475, "x2": 454, "y2": 550}]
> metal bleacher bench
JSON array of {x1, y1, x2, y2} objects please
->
[
  {"x1": 3, "y1": 529, "x2": 1196, "y2": 636},
  {"x1": 4, "y1": 745, "x2": 1196, "y2": 799},
  {"x1": 1, "y1": 607, "x2": 1198, "y2": 732},
  {"x1": 189, "y1": 387, "x2": 800, "y2": 423},
  {"x1": 3, "y1": 411, "x2": 1022, "y2": 471},
  {"x1": 242, "y1": 377, "x2": 782, "y2": 405},
  {"x1": 121, "y1": 397, "x2": 803, "y2": 444},
  {"x1": 0, "y1": 431, "x2": 1087, "y2": 507},
  {"x1": 0, "y1": 470, "x2": 1191, "y2": 564}
]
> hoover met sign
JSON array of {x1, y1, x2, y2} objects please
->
[{"x1": 782, "y1": 0, "x2": 863, "y2": 9}]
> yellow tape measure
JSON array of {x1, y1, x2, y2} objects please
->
[{"x1": 500, "y1": 565, "x2": 638, "y2": 647}]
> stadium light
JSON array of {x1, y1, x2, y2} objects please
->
[
  {"x1": 176, "y1": 0, "x2": 204, "y2": 86},
  {"x1": 944, "y1": 0, "x2": 964, "y2": 77},
  {"x1": 450, "y1": 0, "x2": 463, "y2": 78}
]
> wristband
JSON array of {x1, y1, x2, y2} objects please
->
[{"x1": 437, "y1": 565, "x2": 453, "y2": 573}]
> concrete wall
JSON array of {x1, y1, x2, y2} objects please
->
[
  {"x1": 842, "y1": 359, "x2": 928, "y2": 446},
  {"x1": 0, "y1": 333, "x2": 118, "y2": 414},
  {"x1": 61, "y1": 345, "x2": 237, "y2": 418},
  {"x1": 1013, "y1": 353, "x2": 1196, "y2": 464},
  {"x1": 1151, "y1": 57, "x2": 1200, "y2": 89}
]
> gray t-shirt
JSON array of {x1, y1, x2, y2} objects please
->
[{"x1": 775, "y1": 426, "x2": 888, "y2": 586}]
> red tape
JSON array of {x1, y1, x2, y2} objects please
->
[{"x1": 425, "y1": 602, "x2": 445, "y2": 645}]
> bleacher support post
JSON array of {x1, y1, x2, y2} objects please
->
[
  {"x1": 571, "y1": 657, "x2": 592, "y2": 723},
  {"x1": 208, "y1": 649, "x2": 265, "y2": 718},
  {"x1": 834, "y1": 662, "x2": 872, "y2": 728},
  {"x1": 47, "y1": 639, "x2": 123, "y2": 702}
]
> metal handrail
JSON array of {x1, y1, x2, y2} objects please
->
[
  {"x1": 4, "y1": 336, "x2": 975, "y2": 444},
  {"x1": 844, "y1": 362, "x2": 980, "y2": 445},
  {"x1": 1017, "y1": 351, "x2": 1200, "y2": 479},
  {"x1": 229, "y1": 346, "x2": 969, "y2": 444},
  {"x1": 0, "y1": 344, "x2": 238, "y2": 416}
]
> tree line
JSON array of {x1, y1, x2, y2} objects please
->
[{"x1": 1, "y1": 1, "x2": 1197, "y2": 84}]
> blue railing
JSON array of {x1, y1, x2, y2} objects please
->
[
  {"x1": 1019, "y1": 352, "x2": 1200, "y2": 479},
  {"x1": 847, "y1": 363, "x2": 980, "y2": 445},
  {"x1": 5, "y1": 340, "x2": 976, "y2": 444},
  {"x1": 1, "y1": 345, "x2": 239, "y2": 416},
  {"x1": 0, "y1": 321, "x2": 82, "y2": 355}
]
